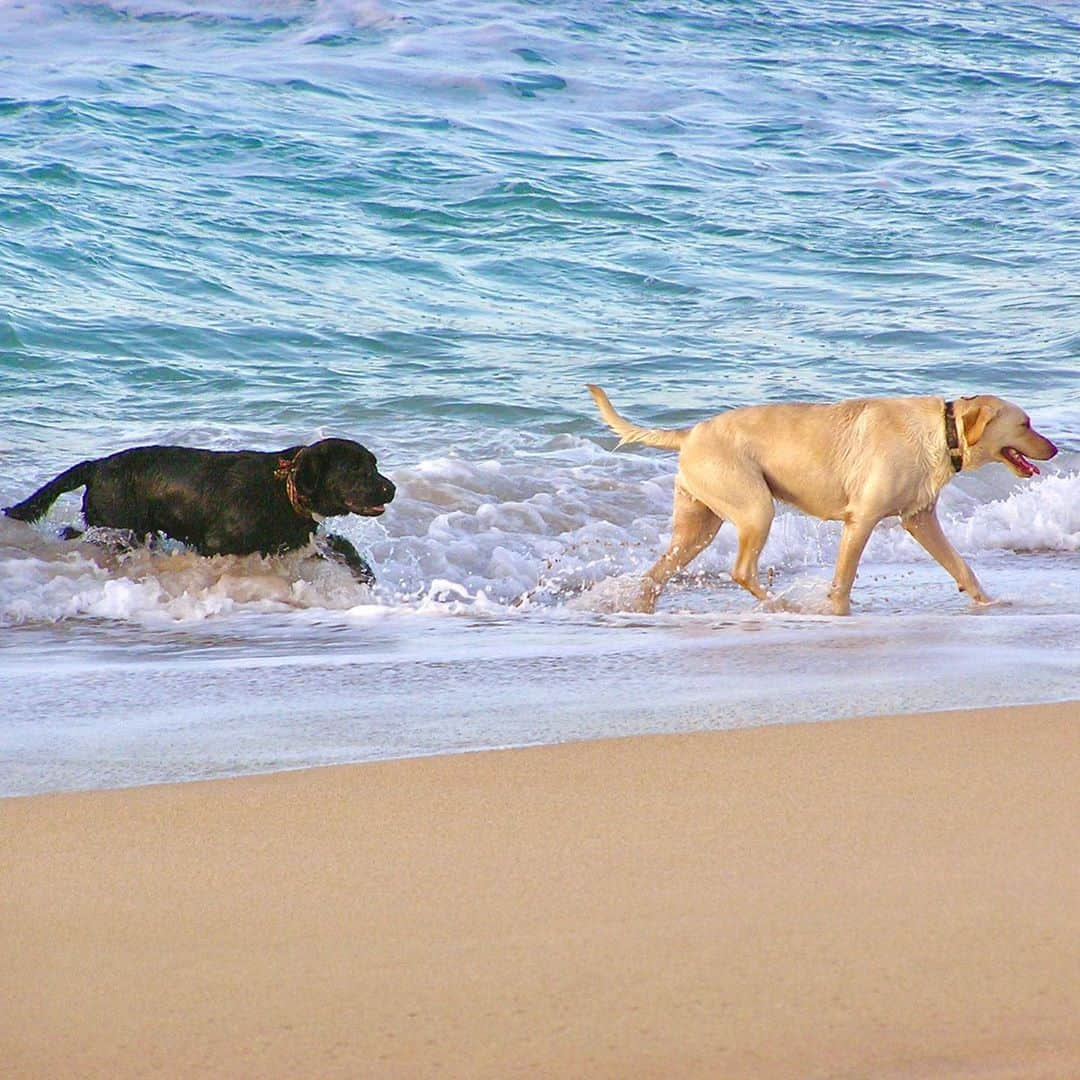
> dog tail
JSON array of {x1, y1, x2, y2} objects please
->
[
  {"x1": 4, "y1": 461, "x2": 95, "y2": 522},
  {"x1": 586, "y1": 385, "x2": 687, "y2": 451}
]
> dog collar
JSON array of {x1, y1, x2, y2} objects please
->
[
  {"x1": 274, "y1": 454, "x2": 313, "y2": 517},
  {"x1": 943, "y1": 401, "x2": 963, "y2": 472}
]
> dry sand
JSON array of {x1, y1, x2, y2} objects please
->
[{"x1": 2, "y1": 701, "x2": 1078, "y2": 1079}]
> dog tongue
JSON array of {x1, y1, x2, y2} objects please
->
[{"x1": 1003, "y1": 447, "x2": 1038, "y2": 476}]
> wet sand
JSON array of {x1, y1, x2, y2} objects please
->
[{"x1": 2, "y1": 701, "x2": 1077, "y2": 1078}]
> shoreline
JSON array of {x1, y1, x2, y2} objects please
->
[
  {"x1": 6, "y1": 603, "x2": 1079, "y2": 799},
  {"x1": 3, "y1": 701, "x2": 1078, "y2": 1078}
]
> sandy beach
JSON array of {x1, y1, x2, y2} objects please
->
[{"x1": 2, "y1": 701, "x2": 1077, "y2": 1079}]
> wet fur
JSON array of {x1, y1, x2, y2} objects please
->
[{"x1": 4, "y1": 438, "x2": 395, "y2": 584}]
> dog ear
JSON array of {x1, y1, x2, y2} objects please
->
[
  {"x1": 292, "y1": 446, "x2": 323, "y2": 498},
  {"x1": 956, "y1": 397, "x2": 997, "y2": 447}
]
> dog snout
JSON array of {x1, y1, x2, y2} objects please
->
[
  {"x1": 378, "y1": 475, "x2": 396, "y2": 504},
  {"x1": 1033, "y1": 431, "x2": 1058, "y2": 460}
]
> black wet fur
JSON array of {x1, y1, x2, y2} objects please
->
[
  {"x1": 4, "y1": 438, "x2": 394, "y2": 583},
  {"x1": 316, "y1": 532, "x2": 377, "y2": 586}
]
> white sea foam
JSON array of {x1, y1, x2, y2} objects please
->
[
  {"x1": 0, "y1": 529, "x2": 368, "y2": 626},
  {"x1": 2, "y1": 437, "x2": 1077, "y2": 627}
]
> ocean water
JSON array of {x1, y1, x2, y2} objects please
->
[{"x1": 1, "y1": 0, "x2": 1077, "y2": 795}]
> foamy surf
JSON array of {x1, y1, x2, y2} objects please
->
[
  {"x1": 3, "y1": 438, "x2": 1077, "y2": 627},
  {"x1": 0, "y1": 524, "x2": 371, "y2": 626}
]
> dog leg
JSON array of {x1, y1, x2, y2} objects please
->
[
  {"x1": 319, "y1": 533, "x2": 376, "y2": 586},
  {"x1": 902, "y1": 507, "x2": 990, "y2": 604},
  {"x1": 729, "y1": 510, "x2": 773, "y2": 602},
  {"x1": 680, "y1": 463, "x2": 775, "y2": 604},
  {"x1": 638, "y1": 485, "x2": 721, "y2": 612},
  {"x1": 720, "y1": 488, "x2": 774, "y2": 602},
  {"x1": 829, "y1": 517, "x2": 879, "y2": 615}
]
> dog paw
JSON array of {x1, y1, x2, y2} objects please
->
[{"x1": 824, "y1": 586, "x2": 852, "y2": 616}]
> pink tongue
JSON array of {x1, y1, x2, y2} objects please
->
[{"x1": 1005, "y1": 448, "x2": 1038, "y2": 475}]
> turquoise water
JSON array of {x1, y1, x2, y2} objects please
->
[{"x1": 1, "y1": 1, "x2": 1078, "y2": 793}]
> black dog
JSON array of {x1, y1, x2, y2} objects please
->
[{"x1": 3, "y1": 438, "x2": 395, "y2": 584}]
